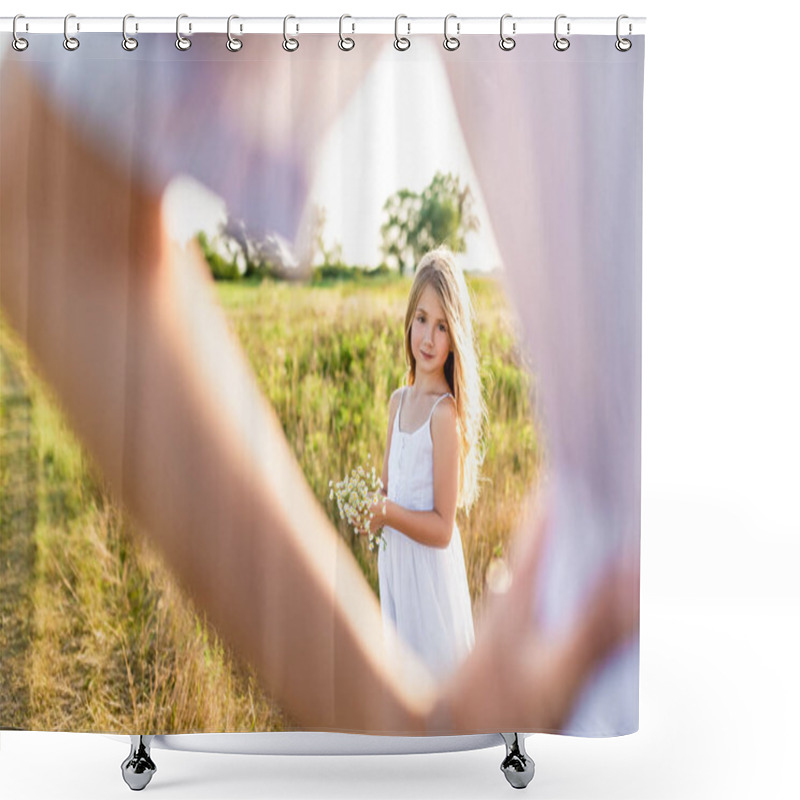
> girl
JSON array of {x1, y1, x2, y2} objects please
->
[{"x1": 366, "y1": 248, "x2": 487, "y2": 681}]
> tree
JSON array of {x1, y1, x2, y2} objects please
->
[
  {"x1": 197, "y1": 214, "x2": 303, "y2": 282},
  {"x1": 308, "y1": 204, "x2": 343, "y2": 268},
  {"x1": 220, "y1": 215, "x2": 299, "y2": 280},
  {"x1": 380, "y1": 172, "x2": 479, "y2": 274}
]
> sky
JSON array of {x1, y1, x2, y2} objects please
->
[{"x1": 164, "y1": 38, "x2": 503, "y2": 273}]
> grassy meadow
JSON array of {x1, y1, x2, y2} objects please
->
[{"x1": 0, "y1": 272, "x2": 541, "y2": 733}]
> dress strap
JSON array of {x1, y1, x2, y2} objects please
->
[{"x1": 427, "y1": 392, "x2": 454, "y2": 423}]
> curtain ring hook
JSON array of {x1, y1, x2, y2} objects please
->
[
  {"x1": 394, "y1": 14, "x2": 410, "y2": 51},
  {"x1": 227, "y1": 15, "x2": 243, "y2": 51},
  {"x1": 553, "y1": 14, "x2": 570, "y2": 51},
  {"x1": 283, "y1": 15, "x2": 299, "y2": 52},
  {"x1": 615, "y1": 14, "x2": 632, "y2": 51},
  {"x1": 338, "y1": 14, "x2": 355, "y2": 51},
  {"x1": 443, "y1": 14, "x2": 460, "y2": 51},
  {"x1": 175, "y1": 14, "x2": 191, "y2": 50},
  {"x1": 499, "y1": 14, "x2": 515, "y2": 51},
  {"x1": 12, "y1": 14, "x2": 29, "y2": 52},
  {"x1": 63, "y1": 13, "x2": 80, "y2": 51},
  {"x1": 122, "y1": 14, "x2": 139, "y2": 51}
]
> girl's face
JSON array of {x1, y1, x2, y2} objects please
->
[{"x1": 411, "y1": 284, "x2": 452, "y2": 379}]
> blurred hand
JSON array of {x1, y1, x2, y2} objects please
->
[{"x1": 431, "y1": 497, "x2": 640, "y2": 734}]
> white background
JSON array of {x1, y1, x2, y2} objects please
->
[{"x1": 2, "y1": 1, "x2": 798, "y2": 798}]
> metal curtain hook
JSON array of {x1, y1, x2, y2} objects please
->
[
  {"x1": 553, "y1": 14, "x2": 570, "y2": 51},
  {"x1": 176, "y1": 14, "x2": 191, "y2": 50},
  {"x1": 283, "y1": 15, "x2": 299, "y2": 52},
  {"x1": 12, "y1": 14, "x2": 29, "y2": 51},
  {"x1": 338, "y1": 14, "x2": 355, "y2": 51},
  {"x1": 227, "y1": 15, "x2": 243, "y2": 51},
  {"x1": 499, "y1": 14, "x2": 515, "y2": 51},
  {"x1": 616, "y1": 14, "x2": 632, "y2": 51},
  {"x1": 394, "y1": 14, "x2": 410, "y2": 51},
  {"x1": 122, "y1": 14, "x2": 138, "y2": 51},
  {"x1": 443, "y1": 14, "x2": 460, "y2": 51},
  {"x1": 63, "y1": 13, "x2": 80, "y2": 51}
]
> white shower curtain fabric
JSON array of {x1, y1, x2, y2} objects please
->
[{"x1": 0, "y1": 31, "x2": 643, "y2": 737}]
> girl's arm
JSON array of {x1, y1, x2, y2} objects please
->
[{"x1": 372, "y1": 397, "x2": 459, "y2": 549}]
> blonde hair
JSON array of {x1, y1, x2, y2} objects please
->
[{"x1": 404, "y1": 247, "x2": 487, "y2": 512}]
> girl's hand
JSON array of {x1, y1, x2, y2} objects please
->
[{"x1": 364, "y1": 495, "x2": 387, "y2": 535}]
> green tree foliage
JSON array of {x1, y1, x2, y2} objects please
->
[
  {"x1": 380, "y1": 172, "x2": 480, "y2": 274},
  {"x1": 197, "y1": 230, "x2": 242, "y2": 281}
]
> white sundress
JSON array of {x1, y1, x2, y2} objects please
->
[{"x1": 377, "y1": 388, "x2": 475, "y2": 681}]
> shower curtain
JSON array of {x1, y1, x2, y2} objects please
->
[{"x1": 0, "y1": 24, "x2": 643, "y2": 740}]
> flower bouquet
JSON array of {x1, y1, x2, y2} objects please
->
[{"x1": 329, "y1": 464, "x2": 387, "y2": 552}]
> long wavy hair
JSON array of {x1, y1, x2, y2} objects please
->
[{"x1": 404, "y1": 247, "x2": 487, "y2": 512}]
